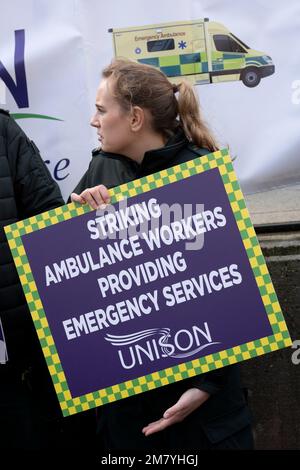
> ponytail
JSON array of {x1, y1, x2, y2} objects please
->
[{"x1": 176, "y1": 81, "x2": 218, "y2": 152}]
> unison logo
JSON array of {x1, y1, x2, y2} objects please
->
[
  {"x1": 0, "y1": 29, "x2": 62, "y2": 121},
  {"x1": 105, "y1": 323, "x2": 220, "y2": 370}
]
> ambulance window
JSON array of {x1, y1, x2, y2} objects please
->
[
  {"x1": 214, "y1": 35, "x2": 246, "y2": 53},
  {"x1": 147, "y1": 39, "x2": 175, "y2": 52},
  {"x1": 231, "y1": 33, "x2": 249, "y2": 50}
]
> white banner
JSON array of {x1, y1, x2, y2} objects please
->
[{"x1": 0, "y1": 0, "x2": 299, "y2": 200}]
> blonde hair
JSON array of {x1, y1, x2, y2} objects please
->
[{"x1": 102, "y1": 59, "x2": 218, "y2": 151}]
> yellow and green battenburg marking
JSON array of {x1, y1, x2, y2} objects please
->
[
  {"x1": 4, "y1": 148, "x2": 292, "y2": 416},
  {"x1": 138, "y1": 51, "x2": 209, "y2": 76}
]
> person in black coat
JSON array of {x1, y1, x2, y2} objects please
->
[
  {"x1": 0, "y1": 110, "x2": 96, "y2": 449},
  {"x1": 71, "y1": 59, "x2": 254, "y2": 450}
]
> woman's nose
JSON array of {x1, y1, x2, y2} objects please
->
[{"x1": 90, "y1": 113, "x2": 99, "y2": 127}]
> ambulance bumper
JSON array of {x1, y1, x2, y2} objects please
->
[{"x1": 260, "y1": 65, "x2": 275, "y2": 78}]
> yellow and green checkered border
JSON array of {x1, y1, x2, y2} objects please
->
[{"x1": 4, "y1": 148, "x2": 292, "y2": 416}]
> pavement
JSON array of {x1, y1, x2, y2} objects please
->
[{"x1": 245, "y1": 184, "x2": 300, "y2": 226}]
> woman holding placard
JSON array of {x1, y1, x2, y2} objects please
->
[{"x1": 71, "y1": 59, "x2": 253, "y2": 450}]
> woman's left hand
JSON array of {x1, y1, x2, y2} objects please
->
[{"x1": 142, "y1": 388, "x2": 210, "y2": 437}]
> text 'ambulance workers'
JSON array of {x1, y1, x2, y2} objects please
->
[{"x1": 71, "y1": 59, "x2": 254, "y2": 450}]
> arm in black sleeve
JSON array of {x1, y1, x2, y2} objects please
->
[
  {"x1": 6, "y1": 117, "x2": 64, "y2": 218},
  {"x1": 67, "y1": 166, "x2": 90, "y2": 203},
  {"x1": 69, "y1": 151, "x2": 138, "y2": 201},
  {"x1": 188, "y1": 366, "x2": 232, "y2": 395}
]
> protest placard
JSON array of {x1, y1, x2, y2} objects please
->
[{"x1": 5, "y1": 148, "x2": 291, "y2": 416}]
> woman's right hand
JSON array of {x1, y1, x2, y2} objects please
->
[{"x1": 71, "y1": 184, "x2": 110, "y2": 210}]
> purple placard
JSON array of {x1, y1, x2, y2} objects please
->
[{"x1": 21, "y1": 168, "x2": 272, "y2": 397}]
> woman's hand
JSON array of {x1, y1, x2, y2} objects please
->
[
  {"x1": 71, "y1": 185, "x2": 110, "y2": 210},
  {"x1": 142, "y1": 388, "x2": 210, "y2": 437}
]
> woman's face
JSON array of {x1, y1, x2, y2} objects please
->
[{"x1": 90, "y1": 78, "x2": 133, "y2": 155}]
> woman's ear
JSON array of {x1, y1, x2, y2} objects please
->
[{"x1": 130, "y1": 106, "x2": 144, "y2": 132}]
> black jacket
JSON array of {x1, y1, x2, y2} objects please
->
[
  {"x1": 73, "y1": 132, "x2": 208, "y2": 193},
  {"x1": 0, "y1": 109, "x2": 64, "y2": 369},
  {"x1": 72, "y1": 129, "x2": 252, "y2": 448},
  {"x1": 72, "y1": 148, "x2": 137, "y2": 194}
]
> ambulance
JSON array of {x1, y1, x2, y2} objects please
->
[{"x1": 109, "y1": 18, "x2": 275, "y2": 87}]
